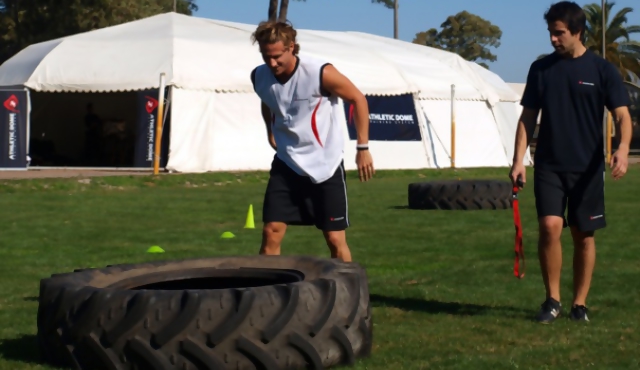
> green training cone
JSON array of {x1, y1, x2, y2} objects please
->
[
  {"x1": 221, "y1": 231, "x2": 235, "y2": 239},
  {"x1": 147, "y1": 246, "x2": 165, "y2": 253},
  {"x1": 244, "y1": 204, "x2": 255, "y2": 229}
]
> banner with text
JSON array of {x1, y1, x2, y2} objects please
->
[
  {"x1": 344, "y1": 93, "x2": 421, "y2": 141},
  {"x1": 134, "y1": 89, "x2": 170, "y2": 168},
  {"x1": 0, "y1": 90, "x2": 28, "y2": 169}
]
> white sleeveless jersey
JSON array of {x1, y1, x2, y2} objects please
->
[{"x1": 252, "y1": 56, "x2": 345, "y2": 184}]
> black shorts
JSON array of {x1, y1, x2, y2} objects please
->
[
  {"x1": 262, "y1": 155, "x2": 349, "y2": 231},
  {"x1": 533, "y1": 166, "x2": 606, "y2": 232}
]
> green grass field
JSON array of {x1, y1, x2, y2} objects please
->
[{"x1": 0, "y1": 165, "x2": 639, "y2": 369}]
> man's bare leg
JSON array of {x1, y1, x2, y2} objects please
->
[
  {"x1": 322, "y1": 230, "x2": 352, "y2": 262},
  {"x1": 260, "y1": 222, "x2": 287, "y2": 255},
  {"x1": 570, "y1": 226, "x2": 596, "y2": 307},
  {"x1": 538, "y1": 216, "x2": 564, "y2": 301}
]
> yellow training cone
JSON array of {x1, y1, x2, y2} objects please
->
[
  {"x1": 244, "y1": 204, "x2": 255, "y2": 229},
  {"x1": 147, "y1": 246, "x2": 165, "y2": 253},
  {"x1": 221, "y1": 231, "x2": 235, "y2": 239}
]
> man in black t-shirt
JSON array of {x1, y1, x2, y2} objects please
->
[{"x1": 510, "y1": 1, "x2": 633, "y2": 323}]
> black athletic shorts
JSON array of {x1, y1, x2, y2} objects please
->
[
  {"x1": 262, "y1": 155, "x2": 349, "y2": 231},
  {"x1": 533, "y1": 166, "x2": 606, "y2": 232}
]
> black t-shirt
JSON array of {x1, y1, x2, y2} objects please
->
[{"x1": 521, "y1": 49, "x2": 631, "y2": 172}]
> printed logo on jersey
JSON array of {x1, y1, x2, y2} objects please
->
[{"x1": 579, "y1": 81, "x2": 595, "y2": 86}]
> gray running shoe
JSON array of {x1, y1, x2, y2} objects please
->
[{"x1": 536, "y1": 297, "x2": 562, "y2": 323}]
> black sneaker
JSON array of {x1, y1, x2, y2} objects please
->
[
  {"x1": 535, "y1": 297, "x2": 562, "y2": 323},
  {"x1": 570, "y1": 304, "x2": 590, "y2": 321}
]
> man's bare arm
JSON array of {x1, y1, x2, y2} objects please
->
[
  {"x1": 321, "y1": 64, "x2": 374, "y2": 181},
  {"x1": 261, "y1": 102, "x2": 276, "y2": 150},
  {"x1": 612, "y1": 105, "x2": 633, "y2": 154},
  {"x1": 321, "y1": 64, "x2": 369, "y2": 145},
  {"x1": 513, "y1": 107, "x2": 539, "y2": 165}
]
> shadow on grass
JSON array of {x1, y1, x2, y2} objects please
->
[
  {"x1": 0, "y1": 334, "x2": 45, "y2": 365},
  {"x1": 371, "y1": 294, "x2": 531, "y2": 318}
]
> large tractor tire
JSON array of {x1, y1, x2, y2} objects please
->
[
  {"x1": 36, "y1": 256, "x2": 372, "y2": 370},
  {"x1": 408, "y1": 179, "x2": 513, "y2": 210}
]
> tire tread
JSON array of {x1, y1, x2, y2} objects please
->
[
  {"x1": 37, "y1": 256, "x2": 372, "y2": 369},
  {"x1": 408, "y1": 179, "x2": 512, "y2": 210}
]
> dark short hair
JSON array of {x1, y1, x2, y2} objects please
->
[{"x1": 544, "y1": 1, "x2": 587, "y2": 39}]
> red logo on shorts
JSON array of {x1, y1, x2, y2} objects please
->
[
  {"x1": 3, "y1": 95, "x2": 19, "y2": 113},
  {"x1": 145, "y1": 96, "x2": 158, "y2": 114}
]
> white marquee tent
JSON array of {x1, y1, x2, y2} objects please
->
[{"x1": 0, "y1": 12, "x2": 531, "y2": 172}]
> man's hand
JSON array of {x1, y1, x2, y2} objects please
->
[
  {"x1": 610, "y1": 144, "x2": 629, "y2": 180},
  {"x1": 509, "y1": 107, "x2": 537, "y2": 188},
  {"x1": 509, "y1": 162, "x2": 526, "y2": 188},
  {"x1": 610, "y1": 106, "x2": 632, "y2": 180},
  {"x1": 356, "y1": 149, "x2": 374, "y2": 182}
]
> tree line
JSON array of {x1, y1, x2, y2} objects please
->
[
  {"x1": 0, "y1": 0, "x2": 197, "y2": 66},
  {"x1": 274, "y1": 0, "x2": 639, "y2": 80}
]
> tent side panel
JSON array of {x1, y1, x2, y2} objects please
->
[
  {"x1": 419, "y1": 100, "x2": 509, "y2": 168},
  {"x1": 491, "y1": 101, "x2": 533, "y2": 167},
  {"x1": 166, "y1": 88, "x2": 275, "y2": 173}
]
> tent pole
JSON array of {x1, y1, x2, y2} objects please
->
[
  {"x1": 451, "y1": 84, "x2": 456, "y2": 169},
  {"x1": 606, "y1": 110, "x2": 612, "y2": 162},
  {"x1": 26, "y1": 87, "x2": 31, "y2": 168},
  {"x1": 154, "y1": 73, "x2": 166, "y2": 175},
  {"x1": 602, "y1": 0, "x2": 613, "y2": 164}
]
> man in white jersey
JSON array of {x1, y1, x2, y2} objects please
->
[{"x1": 250, "y1": 20, "x2": 374, "y2": 263}]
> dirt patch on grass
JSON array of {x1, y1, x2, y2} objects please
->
[{"x1": 0, "y1": 169, "x2": 154, "y2": 180}]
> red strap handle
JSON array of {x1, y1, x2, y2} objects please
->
[{"x1": 512, "y1": 181, "x2": 525, "y2": 279}]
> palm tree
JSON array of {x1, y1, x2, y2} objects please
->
[
  {"x1": 537, "y1": 1, "x2": 640, "y2": 82},
  {"x1": 372, "y1": 0, "x2": 399, "y2": 39},
  {"x1": 626, "y1": 81, "x2": 640, "y2": 124},
  {"x1": 269, "y1": 0, "x2": 296, "y2": 22},
  {"x1": 266, "y1": 0, "x2": 399, "y2": 39},
  {"x1": 584, "y1": 1, "x2": 640, "y2": 82},
  {"x1": 271, "y1": 0, "x2": 332, "y2": 22}
]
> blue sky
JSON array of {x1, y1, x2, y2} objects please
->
[{"x1": 193, "y1": 0, "x2": 640, "y2": 83}]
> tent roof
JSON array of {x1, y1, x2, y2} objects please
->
[{"x1": 0, "y1": 12, "x2": 518, "y2": 104}]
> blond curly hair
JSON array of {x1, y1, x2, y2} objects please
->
[{"x1": 250, "y1": 20, "x2": 300, "y2": 55}]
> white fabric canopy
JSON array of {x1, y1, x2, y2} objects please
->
[
  {"x1": 0, "y1": 12, "x2": 516, "y2": 104},
  {"x1": 0, "y1": 12, "x2": 532, "y2": 172},
  {"x1": 0, "y1": 13, "x2": 416, "y2": 95}
]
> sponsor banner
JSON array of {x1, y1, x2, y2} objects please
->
[
  {"x1": 0, "y1": 90, "x2": 28, "y2": 168},
  {"x1": 134, "y1": 89, "x2": 170, "y2": 168},
  {"x1": 344, "y1": 93, "x2": 421, "y2": 141}
]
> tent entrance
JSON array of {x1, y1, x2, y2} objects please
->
[{"x1": 28, "y1": 90, "x2": 170, "y2": 169}]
